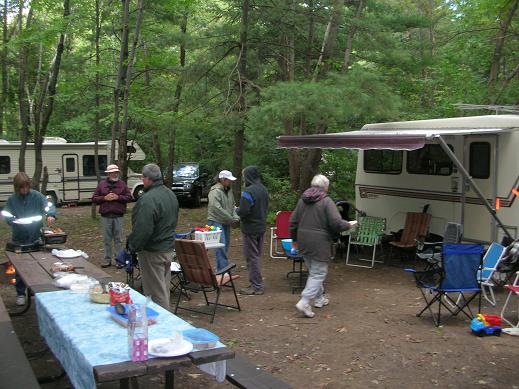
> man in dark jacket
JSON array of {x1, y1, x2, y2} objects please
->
[
  {"x1": 236, "y1": 166, "x2": 269, "y2": 295},
  {"x1": 128, "y1": 164, "x2": 179, "y2": 309},
  {"x1": 92, "y1": 164, "x2": 133, "y2": 268},
  {"x1": 290, "y1": 174, "x2": 357, "y2": 318}
]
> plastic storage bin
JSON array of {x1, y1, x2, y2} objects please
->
[
  {"x1": 183, "y1": 328, "x2": 219, "y2": 350},
  {"x1": 194, "y1": 230, "x2": 222, "y2": 246}
]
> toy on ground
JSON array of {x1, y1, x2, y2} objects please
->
[{"x1": 470, "y1": 314, "x2": 502, "y2": 337}]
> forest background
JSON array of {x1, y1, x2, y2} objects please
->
[{"x1": 2, "y1": 0, "x2": 519, "y2": 215}]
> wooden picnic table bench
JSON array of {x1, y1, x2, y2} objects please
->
[{"x1": 0, "y1": 294, "x2": 40, "y2": 388}]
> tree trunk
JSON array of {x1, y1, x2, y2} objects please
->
[
  {"x1": 119, "y1": 0, "x2": 144, "y2": 183},
  {"x1": 111, "y1": 0, "x2": 130, "y2": 163},
  {"x1": 92, "y1": 0, "x2": 102, "y2": 219},
  {"x1": 17, "y1": 1, "x2": 30, "y2": 172},
  {"x1": 488, "y1": 0, "x2": 518, "y2": 93},
  {"x1": 304, "y1": 0, "x2": 314, "y2": 77},
  {"x1": 232, "y1": 0, "x2": 249, "y2": 199},
  {"x1": 341, "y1": 0, "x2": 363, "y2": 73},
  {"x1": 165, "y1": 12, "x2": 188, "y2": 189},
  {"x1": 1, "y1": 0, "x2": 8, "y2": 136}
]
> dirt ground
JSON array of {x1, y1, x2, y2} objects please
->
[{"x1": 1, "y1": 203, "x2": 519, "y2": 389}]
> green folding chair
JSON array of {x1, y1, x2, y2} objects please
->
[{"x1": 345, "y1": 216, "x2": 386, "y2": 268}]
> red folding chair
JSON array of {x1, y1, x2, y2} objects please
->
[{"x1": 269, "y1": 211, "x2": 292, "y2": 259}]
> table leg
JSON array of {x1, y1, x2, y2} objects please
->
[{"x1": 165, "y1": 370, "x2": 174, "y2": 388}]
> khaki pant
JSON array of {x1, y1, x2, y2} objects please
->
[{"x1": 138, "y1": 250, "x2": 174, "y2": 310}]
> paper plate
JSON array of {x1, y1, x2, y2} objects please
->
[
  {"x1": 148, "y1": 338, "x2": 193, "y2": 357},
  {"x1": 502, "y1": 327, "x2": 519, "y2": 336}
]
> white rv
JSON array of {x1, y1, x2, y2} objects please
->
[
  {"x1": 277, "y1": 115, "x2": 519, "y2": 244},
  {"x1": 0, "y1": 137, "x2": 146, "y2": 204}
]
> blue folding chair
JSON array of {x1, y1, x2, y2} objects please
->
[
  {"x1": 479, "y1": 242, "x2": 505, "y2": 306},
  {"x1": 406, "y1": 244, "x2": 484, "y2": 326}
]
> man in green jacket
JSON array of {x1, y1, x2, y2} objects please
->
[
  {"x1": 207, "y1": 170, "x2": 240, "y2": 271},
  {"x1": 128, "y1": 164, "x2": 178, "y2": 309}
]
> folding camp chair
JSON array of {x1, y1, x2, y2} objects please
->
[
  {"x1": 405, "y1": 244, "x2": 484, "y2": 326},
  {"x1": 270, "y1": 211, "x2": 292, "y2": 259},
  {"x1": 500, "y1": 271, "x2": 519, "y2": 330},
  {"x1": 389, "y1": 212, "x2": 431, "y2": 262},
  {"x1": 479, "y1": 242, "x2": 506, "y2": 306},
  {"x1": 174, "y1": 239, "x2": 241, "y2": 323},
  {"x1": 345, "y1": 216, "x2": 386, "y2": 268},
  {"x1": 416, "y1": 222, "x2": 463, "y2": 269}
]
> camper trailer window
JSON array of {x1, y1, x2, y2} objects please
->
[
  {"x1": 469, "y1": 142, "x2": 490, "y2": 179},
  {"x1": 364, "y1": 150, "x2": 402, "y2": 174},
  {"x1": 65, "y1": 157, "x2": 76, "y2": 173},
  {"x1": 0, "y1": 156, "x2": 10, "y2": 174},
  {"x1": 83, "y1": 155, "x2": 108, "y2": 176},
  {"x1": 407, "y1": 144, "x2": 453, "y2": 176}
]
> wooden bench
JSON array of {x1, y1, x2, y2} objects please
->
[
  {"x1": 0, "y1": 295, "x2": 40, "y2": 388},
  {"x1": 226, "y1": 353, "x2": 292, "y2": 389}
]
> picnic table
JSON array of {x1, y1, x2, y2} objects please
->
[
  {"x1": 5, "y1": 250, "x2": 112, "y2": 293},
  {"x1": 36, "y1": 288, "x2": 233, "y2": 388}
]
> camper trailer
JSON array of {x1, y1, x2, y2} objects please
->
[
  {"x1": 277, "y1": 115, "x2": 519, "y2": 244},
  {"x1": 0, "y1": 137, "x2": 146, "y2": 205}
]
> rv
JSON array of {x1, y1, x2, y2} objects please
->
[
  {"x1": 277, "y1": 115, "x2": 519, "y2": 244},
  {"x1": 0, "y1": 137, "x2": 146, "y2": 205}
]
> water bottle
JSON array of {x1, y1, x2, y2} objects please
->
[{"x1": 127, "y1": 303, "x2": 148, "y2": 361}]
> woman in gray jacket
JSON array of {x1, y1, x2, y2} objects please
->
[{"x1": 290, "y1": 174, "x2": 357, "y2": 318}]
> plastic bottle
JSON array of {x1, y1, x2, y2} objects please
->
[{"x1": 127, "y1": 303, "x2": 148, "y2": 361}]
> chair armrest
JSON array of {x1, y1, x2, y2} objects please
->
[{"x1": 215, "y1": 263, "x2": 237, "y2": 275}]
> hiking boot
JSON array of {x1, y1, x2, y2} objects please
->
[
  {"x1": 296, "y1": 300, "x2": 315, "y2": 318},
  {"x1": 314, "y1": 294, "x2": 330, "y2": 308},
  {"x1": 115, "y1": 263, "x2": 124, "y2": 269},
  {"x1": 101, "y1": 263, "x2": 111, "y2": 268},
  {"x1": 239, "y1": 287, "x2": 264, "y2": 295},
  {"x1": 16, "y1": 295, "x2": 26, "y2": 306}
]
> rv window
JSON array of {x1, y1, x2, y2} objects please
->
[
  {"x1": 407, "y1": 144, "x2": 453, "y2": 176},
  {"x1": 0, "y1": 156, "x2": 9, "y2": 174},
  {"x1": 83, "y1": 155, "x2": 108, "y2": 176},
  {"x1": 469, "y1": 142, "x2": 490, "y2": 179},
  {"x1": 364, "y1": 150, "x2": 402, "y2": 174},
  {"x1": 65, "y1": 157, "x2": 76, "y2": 173}
]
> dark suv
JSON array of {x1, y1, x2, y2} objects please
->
[{"x1": 171, "y1": 163, "x2": 213, "y2": 207}]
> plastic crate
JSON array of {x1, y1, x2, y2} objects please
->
[{"x1": 194, "y1": 230, "x2": 222, "y2": 246}]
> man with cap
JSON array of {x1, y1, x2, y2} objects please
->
[
  {"x1": 207, "y1": 170, "x2": 240, "y2": 271},
  {"x1": 128, "y1": 163, "x2": 179, "y2": 310},
  {"x1": 92, "y1": 164, "x2": 133, "y2": 268}
]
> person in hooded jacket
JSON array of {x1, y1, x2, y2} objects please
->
[
  {"x1": 207, "y1": 170, "x2": 240, "y2": 271},
  {"x1": 236, "y1": 166, "x2": 269, "y2": 295},
  {"x1": 290, "y1": 174, "x2": 357, "y2": 318}
]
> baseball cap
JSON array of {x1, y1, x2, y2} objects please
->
[
  {"x1": 105, "y1": 164, "x2": 120, "y2": 173},
  {"x1": 219, "y1": 170, "x2": 237, "y2": 181}
]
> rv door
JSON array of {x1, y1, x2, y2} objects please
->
[{"x1": 62, "y1": 154, "x2": 80, "y2": 202}]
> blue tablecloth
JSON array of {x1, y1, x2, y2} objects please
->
[{"x1": 36, "y1": 289, "x2": 225, "y2": 389}]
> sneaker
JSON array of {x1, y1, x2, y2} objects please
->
[
  {"x1": 314, "y1": 294, "x2": 330, "y2": 308},
  {"x1": 239, "y1": 287, "x2": 264, "y2": 295},
  {"x1": 295, "y1": 300, "x2": 315, "y2": 318},
  {"x1": 101, "y1": 263, "x2": 111, "y2": 268},
  {"x1": 16, "y1": 295, "x2": 26, "y2": 306},
  {"x1": 115, "y1": 263, "x2": 124, "y2": 269}
]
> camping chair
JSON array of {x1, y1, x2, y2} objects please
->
[
  {"x1": 345, "y1": 216, "x2": 386, "y2": 268},
  {"x1": 500, "y1": 271, "x2": 519, "y2": 329},
  {"x1": 405, "y1": 244, "x2": 484, "y2": 326},
  {"x1": 416, "y1": 222, "x2": 463, "y2": 269},
  {"x1": 389, "y1": 212, "x2": 432, "y2": 262},
  {"x1": 174, "y1": 239, "x2": 241, "y2": 323},
  {"x1": 270, "y1": 211, "x2": 292, "y2": 259},
  {"x1": 479, "y1": 242, "x2": 506, "y2": 306}
]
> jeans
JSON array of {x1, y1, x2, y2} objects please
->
[
  {"x1": 101, "y1": 216, "x2": 124, "y2": 264},
  {"x1": 300, "y1": 257, "x2": 328, "y2": 304},
  {"x1": 208, "y1": 220, "x2": 230, "y2": 271},
  {"x1": 15, "y1": 274, "x2": 26, "y2": 296},
  {"x1": 242, "y1": 232, "x2": 265, "y2": 291}
]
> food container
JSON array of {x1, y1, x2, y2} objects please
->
[
  {"x1": 108, "y1": 282, "x2": 132, "y2": 305},
  {"x1": 42, "y1": 228, "x2": 67, "y2": 245},
  {"x1": 182, "y1": 328, "x2": 219, "y2": 350},
  {"x1": 89, "y1": 284, "x2": 110, "y2": 304},
  {"x1": 194, "y1": 230, "x2": 222, "y2": 246},
  {"x1": 51, "y1": 262, "x2": 75, "y2": 273}
]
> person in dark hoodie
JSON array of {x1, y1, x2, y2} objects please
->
[
  {"x1": 236, "y1": 166, "x2": 269, "y2": 295},
  {"x1": 290, "y1": 174, "x2": 357, "y2": 318}
]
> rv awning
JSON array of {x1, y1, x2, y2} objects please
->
[{"x1": 277, "y1": 115, "x2": 519, "y2": 150}]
